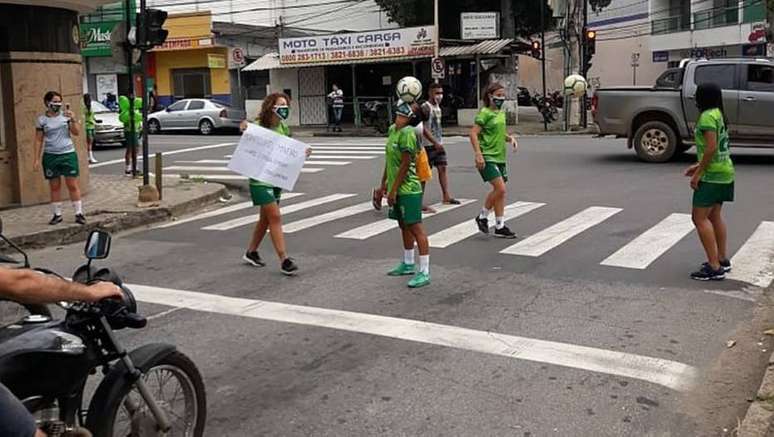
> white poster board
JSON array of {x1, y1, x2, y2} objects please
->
[
  {"x1": 95, "y1": 74, "x2": 118, "y2": 103},
  {"x1": 228, "y1": 124, "x2": 309, "y2": 191},
  {"x1": 461, "y1": 12, "x2": 500, "y2": 40}
]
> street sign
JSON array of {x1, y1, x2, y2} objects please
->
[
  {"x1": 230, "y1": 47, "x2": 246, "y2": 69},
  {"x1": 431, "y1": 57, "x2": 445, "y2": 79},
  {"x1": 630, "y1": 52, "x2": 640, "y2": 67}
]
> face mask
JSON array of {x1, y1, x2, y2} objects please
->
[
  {"x1": 274, "y1": 105, "x2": 290, "y2": 120},
  {"x1": 434, "y1": 94, "x2": 443, "y2": 105},
  {"x1": 48, "y1": 102, "x2": 62, "y2": 113},
  {"x1": 492, "y1": 96, "x2": 506, "y2": 110},
  {"x1": 396, "y1": 102, "x2": 413, "y2": 119}
]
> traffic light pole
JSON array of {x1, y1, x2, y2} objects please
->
[
  {"x1": 540, "y1": 0, "x2": 547, "y2": 131},
  {"x1": 125, "y1": 0, "x2": 137, "y2": 177},
  {"x1": 140, "y1": 0, "x2": 149, "y2": 186},
  {"x1": 581, "y1": 0, "x2": 589, "y2": 128}
]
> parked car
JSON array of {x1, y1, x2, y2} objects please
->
[
  {"x1": 147, "y1": 99, "x2": 246, "y2": 135},
  {"x1": 593, "y1": 57, "x2": 774, "y2": 162},
  {"x1": 91, "y1": 101, "x2": 124, "y2": 148}
]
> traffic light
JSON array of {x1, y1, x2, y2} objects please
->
[
  {"x1": 137, "y1": 8, "x2": 168, "y2": 49},
  {"x1": 530, "y1": 40, "x2": 541, "y2": 59},
  {"x1": 584, "y1": 29, "x2": 597, "y2": 55}
]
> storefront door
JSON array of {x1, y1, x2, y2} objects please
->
[
  {"x1": 172, "y1": 68, "x2": 212, "y2": 100},
  {"x1": 298, "y1": 67, "x2": 327, "y2": 125}
]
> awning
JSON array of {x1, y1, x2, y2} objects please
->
[{"x1": 242, "y1": 39, "x2": 519, "y2": 72}]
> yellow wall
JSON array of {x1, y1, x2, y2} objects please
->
[
  {"x1": 155, "y1": 48, "x2": 230, "y2": 96},
  {"x1": 165, "y1": 12, "x2": 211, "y2": 40}
]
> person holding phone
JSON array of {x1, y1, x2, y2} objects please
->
[{"x1": 34, "y1": 91, "x2": 86, "y2": 225}]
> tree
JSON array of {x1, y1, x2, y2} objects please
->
[{"x1": 372, "y1": 0, "x2": 554, "y2": 39}]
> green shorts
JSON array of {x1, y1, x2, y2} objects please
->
[
  {"x1": 250, "y1": 184, "x2": 282, "y2": 206},
  {"x1": 479, "y1": 161, "x2": 508, "y2": 183},
  {"x1": 693, "y1": 181, "x2": 734, "y2": 207},
  {"x1": 86, "y1": 128, "x2": 95, "y2": 141},
  {"x1": 42, "y1": 152, "x2": 79, "y2": 180},
  {"x1": 388, "y1": 193, "x2": 423, "y2": 225}
]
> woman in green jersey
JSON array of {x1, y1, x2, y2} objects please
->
[
  {"x1": 685, "y1": 83, "x2": 734, "y2": 281},
  {"x1": 83, "y1": 94, "x2": 98, "y2": 164},
  {"x1": 470, "y1": 82, "x2": 518, "y2": 239},
  {"x1": 240, "y1": 93, "x2": 310, "y2": 276}
]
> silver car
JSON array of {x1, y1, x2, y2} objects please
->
[
  {"x1": 147, "y1": 99, "x2": 245, "y2": 135},
  {"x1": 92, "y1": 101, "x2": 125, "y2": 147}
]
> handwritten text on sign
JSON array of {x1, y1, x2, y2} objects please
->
[{"x1": 228, "y1": 124, "x2": 309, "y2": 191}]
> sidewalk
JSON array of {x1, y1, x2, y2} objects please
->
[
  {"x1": 739, "y1": 282, "x2": 774, "y2": 437},
  {"x1": 0, "y1": 175, "x2": 227, "y2": 250}
]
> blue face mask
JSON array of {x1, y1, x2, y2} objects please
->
[{"x1": 396, "y1": 102, "x2": 413, "y2": 118}]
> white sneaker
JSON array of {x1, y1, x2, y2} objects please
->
[{"x1": 89, "y1": 153, "x2": 98, "y2": 164}]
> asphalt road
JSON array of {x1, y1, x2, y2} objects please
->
[{"x1": 30, "y1": 133, "x2": 774, "y2": 436}]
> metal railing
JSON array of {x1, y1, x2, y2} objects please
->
[
  {"x1": 693, "y1": 6, "x2": 740, "y2": 30},
  {"x1": 651, "y1": 15, "x2": 691, "y2": 35}
]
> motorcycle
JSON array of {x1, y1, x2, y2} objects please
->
[
  {"x1": 0, "y1": 219, "x2": 206, "y2": 437},
  {"x1": 531, "y1": 93, "x2": 558, "y2": 124}
]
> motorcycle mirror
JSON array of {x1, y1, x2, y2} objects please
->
[{"x1": 85, "y1": 230, "x2": 111, "y2": 260}]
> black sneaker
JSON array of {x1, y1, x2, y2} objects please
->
[
  {"x1": 75, "y1": 214, "x2": 86, "y2": 225},
  {"x1": 243, "y1": 251, "x2": 265, "y2": 267},
  {"x1": 475, "y1": 216, "x2": 489, "y2": 234},
  {"x1": 494, "y1": 226, "x2": 517, "y2": 239},
  {"x1": 49, "y1": 214, "x2": 63, "y2": 225},
  {"x1": 720, "y1": 259, "x2": 732, "y2": 273},
  {"x1": 691, "y1": 264, "x2": 725, "y2": 281},
  {"x1": 281, "y1": 258, "x2": 299, "y2": 276}
]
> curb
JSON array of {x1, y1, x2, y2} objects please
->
[
  {"x1": 6, "y1": 184, "x2": 229, "y2": 251},
  {"x1": 739, "y1": 286, "x2": 774, "y2": 437}
]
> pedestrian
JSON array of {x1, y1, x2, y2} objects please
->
[
  {"x1": 33, "y1": 91, "x2": 86, "y2": 225},
  {"x1": 119, "y1": 95, "x2": 141, "y2": 176},
  {"x1": 471, "y1": 82, "x2": 518, "y2": 239},
  {"x1": 685, "y1": 83, "x2": 734, "y2": 281},
  {"x1": 327, "y1": 84, "x2": 344, "y2": 132},
  {"x1": 240, "y1": 92, "x2": 310, "y2": 276},
  {"x1": 83, "y1": 93, "x2": 98, "y2": 164},
  {"x1": 421, "y1": 82, "x2": 459, "y2": 205},
  {"x1": 377, "y1": 95, "x2": 431, "y2": 288}
]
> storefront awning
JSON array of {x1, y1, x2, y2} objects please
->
[{"x1": 242, "y1": 39, "x2": 520, "y2": 72}]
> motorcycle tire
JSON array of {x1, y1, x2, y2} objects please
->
[{"x1": 86, "y1": 351, "x2": 206, "y2": 437}]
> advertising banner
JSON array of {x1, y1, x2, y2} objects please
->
[
  {"x1": 80, "y1": 22, "x2": 120, "y2": 57},
  {"x1": 461, "y1": 12, "x2": 500, "y2": 40},
  {"x1": 279, "y1": 26, "x2": 436, "y2": 65}
]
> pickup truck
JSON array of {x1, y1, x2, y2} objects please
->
[{"x1": 592, "y1": 58, "x2": 774, "y2": 162}]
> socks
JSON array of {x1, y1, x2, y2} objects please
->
[
  {"x1": 479, "y1": 208, "x2": 491, "y2": 220},
  {"x1": 125, "y1": 164, "x2": 132, "y2": 173},
  {"x1": 404, "y1": 249, "x2": 415, "y2": 265},
  {"x1": 73, "y1": 200, "x2": 83, "y2": 215},
  {"x1": 419, "y1": 255, "x2": 430, "y2": 275},
  {"x1": 495, "y1": 216, "x2": 504, "y2": 229},
  {"x1": 51, "y1": 202, "x2": 62, "y2": 217}
]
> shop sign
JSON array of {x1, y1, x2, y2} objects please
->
[
  {"x1": 80, "y1": 22, "x2": 120, "y2": 57},
  {"x1": 679, "y1": 46, "x2": 729, "y2": 59},
  {"x1": 208, "y1": 53, "x2": 226, "y2": 69},
  {"x1": 279, "y1": 26, "x2": 436, "y2": 65},
  {"x1": 154, "y1": 37, "x2": 213, "y2": 51},
  {"x1": 749, "y1": 22, "x2": 768, "y2": 43},
  {"x1": 461, "y1": 12, "x2": 500, "y2": 40},
  {"x1": 652, "y1": 51, "x2": 669, "y2": 62}
]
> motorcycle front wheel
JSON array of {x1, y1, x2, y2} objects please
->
[{"x1": 87, "y1": 351, "x2": 206, "y2": 437}]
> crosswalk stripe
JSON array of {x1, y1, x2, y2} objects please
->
[
  {"x1": 156, "y1": 193, "x2": 305, "y2": 229},
  {"x1": 501, "y1": 206, "x2": 623, "y2": 257},
  {"x1": 727, "y1": 221, "x2": 774, "y2": 288},
  {"x1": 284, "y1": 201, "x2": 376, "y2": 234},
  {"x1": 307, "y1": 142, "x2": 386, "y2": 146},
  {"x1": 311, "y1": 150, "x2": 384, "y2": 155},
  {"x1": 600, "y1": 213, "x2": 695, "y2": 269},
  {"x1": 162, "y1": 169, "x2": 324, "y2": 181},
  {"x1": 202, "y1": 193, "x2": 356, "y2": 231},
  {"x1": 165, "y1": 166, "x2": 230, "y2": 172},
  {"x1": 307, "y1": 146, "x2": 383, "y2": 150},
  {"x1": 334, "y1": 199, "x2": 475, "y2": 240},
  {"x1": 304, "y1": 161, "x2": 352, "y2": 166},
  {"x1": 428, "y1": 202, "x2": 546, "y2": 248},
  {"x1": 224, "y1": 154, "x2": 375, "y2": 160}
]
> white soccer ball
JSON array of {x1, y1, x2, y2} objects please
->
[
  {"x1": 396, "y1": 76, "x2": 423, "y2": 103},
  {"x1": 563, "y1": 74, "x2": 588, "y2": 98}
]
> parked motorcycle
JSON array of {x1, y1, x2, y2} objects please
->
[
  {"x1": 0, "y1": 219, "x2": 206, "y2": 437},
  {"x1": 531, "y1": 93, "x2": 558, "y2": 124}
]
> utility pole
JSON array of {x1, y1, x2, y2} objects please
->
[
  {"x1": 540, "y1": 0, "x2": 548, "y2": 131},
  {"x1": 124, "y1": 0, "x2": 137, "y2": 177},
  {"x1": 140, "y1": 0, "x2": 149, "y2": 186},
  {"x1": 500, "y1": 0, "x2": 515, "y2": 38},
  {"x1": 580, "y1": 0, "x2": 588, "y2": 128}
]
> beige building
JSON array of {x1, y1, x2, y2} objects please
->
[{"x1": 0, "y1": 1, "x2": 112, "y2": 207}]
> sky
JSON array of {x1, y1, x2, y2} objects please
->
[{"x1": 147, "y1": 0, "x2": 396, "y2": 33}]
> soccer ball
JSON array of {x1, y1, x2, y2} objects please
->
[
  {"x1": 563, "y1": 74, "x2": 588, "y2": 98},
  {"x1": 396, "y1": 76, "x2": 423, "y2": 103}
]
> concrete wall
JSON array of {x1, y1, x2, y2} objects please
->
[
  {"x1": 155, "y1": 47, "x2": 231, "y2": 104},
  {"x1": 0, "y1": 52, "x2": 89, "y2": 206},
  {"x1": 268, "y1": 68, "x2": 300, "y2": 127}
]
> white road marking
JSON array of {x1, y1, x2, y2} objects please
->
[
  {"x1": 225, "y1": 154, "x2": 376, "y2": 160},
  {"x1": 727, "y1": 221, "x2": 774, "y2": 288},
  {"x1": 163, "y1": 168, "x2": 324, "y2": 181},
  {"x1": 310, "y1": 150, "x2": 384, "y2": 155},
  {"x1": 303, "y1": 161, "x2": 352, "y2": 166},
  {"x1": 307, "y1": 142, "x2": 386, "y2": 146},
  {"x1": 174, "y1": 159, "x2": 351, "y2": 166},
  {"x1": 307, "y1": 146, "x2": 383, "y2": 150},
  {"x1": 90, "y1": 142, "x2": 236, "y2": 168},
  {"x1": 202, "y1": 193, "x2": 356, "y2": 231},
  {"x1": 129, "y1": 284, "x2": 698, "y2": 392},
  {"x1": 165, "y1": 165, "x2": 336, "y2": 172},
  {"x1": 428, "y1": 202, "x2": 546, "y2": 249},
  {"x1": 600, "y1": 213, "x2": 695, "y2": 269},
  {"x1": 335, "y1": 199, "x2": 474, "y2": 240},
  {"x1": 283, "y1": 201, "x2": 376, "y2": 234},
  {"x1": 155, "y1": 193, "x2": 305, "y2": 229},
  {"x1": 501, "y1": 206, "x2": 622, "y2": 257}
]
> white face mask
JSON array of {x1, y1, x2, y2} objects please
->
[{"x1": 434, "y1": 94, "x2": 443, "y2": 105}]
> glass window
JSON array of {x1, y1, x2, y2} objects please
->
[
  {"x1": 187, "y1": 100, "x2": 205, "y2": 110},
  {"x1": 747, "y1": 65, "x2": 774, "y2": 92},
  {"x1": 694, "y1": 65, "x2": 737, "y2": 89},
  {"x1": 167, "y1": 101, "x2": 188, "y2": 112}
]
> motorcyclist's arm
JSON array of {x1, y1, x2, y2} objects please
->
[{"x1": 0, "y1": 268, "x2": 119, "y2": 304}]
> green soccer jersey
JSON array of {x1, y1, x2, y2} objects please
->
[
  {"x1": 475, "y1": 107, "x2": 507, "y2": 164},
  {"x1": 385, "y1": 124, "x2": 422, "y2": 196},
  {"x1": 695, "y1": 108, "x2": 734, "y2": 184},
  {"x1": 250, "y1": 122, "x2": 291, "y2": 188},
  {"x1": 83, "y1": 104, "x2": 96, "y2": 130}
]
